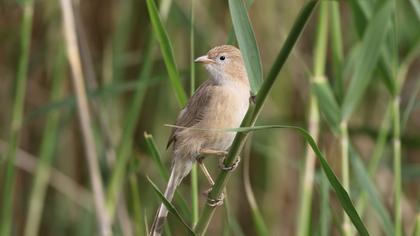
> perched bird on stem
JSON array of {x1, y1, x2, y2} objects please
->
[{"x1": 150, "y1": 45, "x2": 251, "y2": 236}]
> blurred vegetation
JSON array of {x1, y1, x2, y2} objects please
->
[{"x1": 0, "y1": 0, "x2": 419, "y2": 235}]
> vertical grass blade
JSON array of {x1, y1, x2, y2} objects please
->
[
  {"x1": 390, "y1": 2, "x2": 402, "y2": 234},
  {"x1": 112, "y1": 0, "x2": 133, "y2": 82},
  {"x1": 312, "y1": 81, "x2": 341, "y2": 132},
  {"x1": 228, "y1": 0, "x2": 263, "y2": 93},
  {"x1": 129, "y1": 175, "x2": 144, "y2": 236},
  {"x1": 145, "y1": 0, "x2": 187, "y2": 106},
  {"x1": 189, "y1": 0, "x2": 199, "y2": 226},
  {"x1": 342, "y1": 0, "x2": 393, "y2": 118},
  {"x1": 392, "y1": 95, "x2": 402, "y2": 236},
  {"x1": 59, "y1": 0, "x2": 110, "y2": 234},
  {"x1": 24, "y1": 45, "x2": 66, "y2": 236},
  {"x1": 297, "y1": 2, "x2": 328, "y2": 236},
  {"x1": 147, "y1": 177, "x2": 196, "y2": 235},
  {"x1": 340, "y1": 121, "x2": 352, "y2": 236},
  {"x1": 348, "y1": 0, "x2": 395, "y2": 95},
  {"x1": 350, "y1": 148, "x2": 394, "y2": 236},
  {"x1": 144, "y1": 133, "x2": 191, "y2": 220},
  {"x1": 243, "y1": 140, "x2": 269, "y2": 236},
  {"x1": 330, "y1": 1, "x2": 344, "y2": 102},
  {"x1": 0, "y1": 1, "x2": 34, "y2": 235},
  {"x1": 145, "y1": 132, "x2": 168, "y2": 180}
]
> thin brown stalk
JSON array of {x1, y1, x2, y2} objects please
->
[
  {"x1": 73, "y1": 3, "x2": 132, "y2": 233},
  {"x1": 58, "y1": 0, "x2": 111, "y2": 235}
]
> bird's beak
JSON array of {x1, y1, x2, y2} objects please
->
[{"x1": 195, "y1": 55, "x2": 215, "y2": 64}]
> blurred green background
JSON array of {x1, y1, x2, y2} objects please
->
[{"x1": 0, "y1": 0, "x2": 419, "y2": 235}]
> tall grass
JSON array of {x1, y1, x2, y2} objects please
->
[
  {"x1": 296, "y1": 2, "x2": 327, "y2": 236},
  {"x1": 189, "y1": 0, "x2": 199, "y2": 227},
  {"x1": 24, "y1": 44, "x2": 66, "y2": 236},
  {"x1": 59, "y1": 0, "x2": 111, "y2": 234},
  {"x1": 0, "y1": 1, "x2": 34, "y2": 235}
]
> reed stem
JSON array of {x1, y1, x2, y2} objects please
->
[
  {"x1": 297, "y1": 2, "x2": 327, "y2": 235},
  {"x1": 0, "y1": 2, "x2": 34, "y2": 235}
]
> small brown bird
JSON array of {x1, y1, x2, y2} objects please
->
[{"x1": 150, "y1": 45, "x2": 251, "y2": 236}]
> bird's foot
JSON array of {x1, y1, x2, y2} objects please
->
[
  {"x1": 203, "y1": 187, "x2": 224, "y2": 207},
  {"x1": 219, "y1": 156, "x2": 241, "y2": 172}
]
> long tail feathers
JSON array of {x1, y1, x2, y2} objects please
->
[{"x1": 150, "y1": 161, "x2": 187, "y2": 236}]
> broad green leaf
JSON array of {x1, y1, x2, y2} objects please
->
[
  {"x1": 400, "y1": 41, "x2": 420, "y2": 129},
  {"x1": 313, "y1": 80, "x2": 341, "y2": 132},
  {"x1": 409, "y1": 0, "x2": 420, "y2": 21},
  {"x1": 167, "y1": 124, "x2": 369, "y2": 236},
  {"x1": 145, "y1": 0, "x2": 187, "y2": 106},
  {"x1": 144, "y1": 132, "x2": 168, "y2": 180},
  {"x1": 228, "y1": 0, "x2": 263, "y2": 93},
  {"x1": 342, "y1": 1, "x2": 393, "y2": 119},
  {"x1": 348, "y1": 0, "x2": 395, "y2": 95},
  {"x1": 350, "y1": 148, "x2": 394, "y2": 236},
  {"x1": 147, "y1": 177, "x2": 196, "y2": 236}
]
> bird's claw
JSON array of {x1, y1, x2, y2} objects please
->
[
  {"x1": 219, "y1": 156, "x2": 241, "y2": 172},
  {"x1": 204, "y1": 187, "x2": 224, "y2": 207}
]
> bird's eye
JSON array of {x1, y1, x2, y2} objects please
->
[{"x1": 219, "y1": 56, "x2": 225, "y2": 61}]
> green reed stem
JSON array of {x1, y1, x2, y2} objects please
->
[
  {"x1": 0, "y1": 2, "x2": 34, "y2": 235},
  {"x1": 189, "y1": 0, "x2": 199, "y2": 226},
  {"x1": 330, "y1": 1, "x2": 344, "y2": 102},
  {"x1": 193, "y1": 2, "x2": 317, "y2": 234},
  {"x1": 393, "y1": 96, "x2": 402, "y2": 236},
  {"x1": 391, "y1": 1, "x2": 401, "y2": 234},
  {"x1": 297, "y1": 2, "x2": 327, "y2": 236},
  {"x1": 24, "y1": 44, "x2": 66, "y2": 236},
  {"x1": 129, "y1": 174, "x2": 144, "y2": 235}
]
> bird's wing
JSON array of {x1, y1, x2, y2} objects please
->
[{"x1": 166, "y1": 80, "x2": 215, "y2": 148}]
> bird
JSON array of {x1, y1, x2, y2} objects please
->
[{"x1": 150, "y1": 45, "x2": 251, "y2": 236}]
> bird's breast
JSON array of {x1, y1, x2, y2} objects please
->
[
  {"x1": 203, "y1": 85, "x2": 248, "y2": 128},
  {"x1": 196, "y1": 84, "x2": 249, "y2": 149}
]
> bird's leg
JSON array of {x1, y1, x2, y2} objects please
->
[
  {"x1": 197, "y1": 159, "x2": 215, "y2": 186},
  {"x1": 199, "y1": 148, "x2": 228, "y2": 157},
  {"x1": 199, "y1": 148, "x2": 240, "y2": 172},
  {"x1": 196, "y1": 156, "x2": 225, "y2": 207}
]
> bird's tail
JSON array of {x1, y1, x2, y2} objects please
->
[{"x1": 150, "y1": 159, "x2": 192, "y2": 236}]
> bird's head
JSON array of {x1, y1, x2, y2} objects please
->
[{"x1": 195, "y1": 45, "x2": 249, "y2": 86}]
